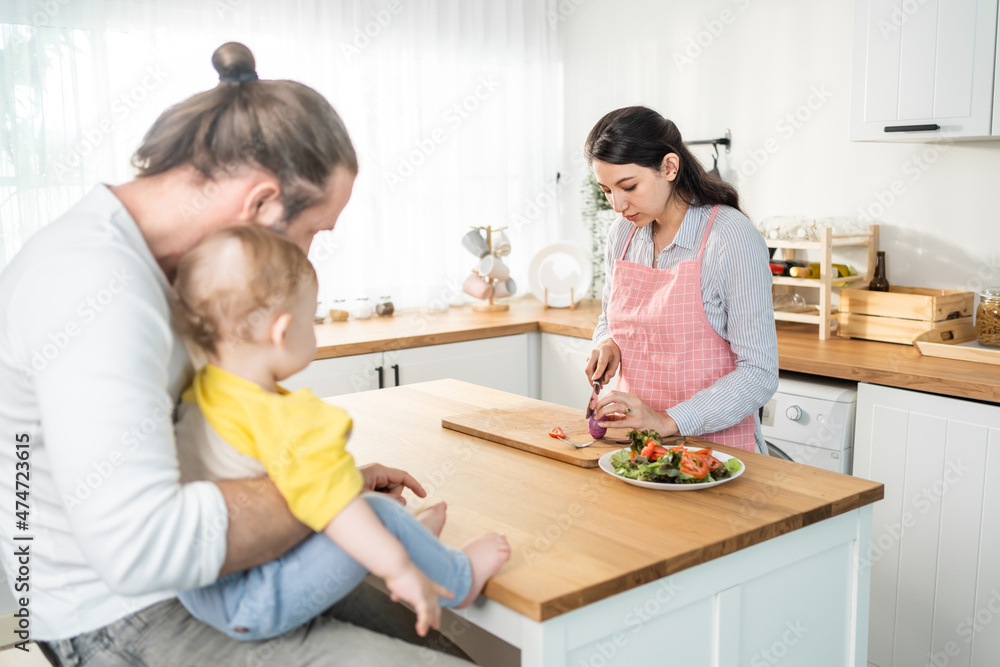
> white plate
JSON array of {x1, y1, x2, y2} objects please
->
[
  {"x1": 598, "y1": 447, "x2": 746, "y2": 491},
  {"x1": 528, "y1": 243, "x2": 592, "y2": 308}
]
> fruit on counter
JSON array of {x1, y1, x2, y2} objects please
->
[
  {"x1": 588, "y1": 416, "x2": 607, "y2": 439},
  {"x1": 787, "y1": 263, "x2": 856, "y2": 280}
]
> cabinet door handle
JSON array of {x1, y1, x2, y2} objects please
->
[
  {"x1": 375, "y1": 365, "x2": 384, "y2": 389},
  {"x1": 392, "y1": 364, "x2": 400, "y2": 387},
  {"x1": 884, "y1": 123, "x2": 940, "y2": 133}
]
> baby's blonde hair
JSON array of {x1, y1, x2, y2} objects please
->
[{"x1": 172, "y1": 225, "x2": 317, "y2": 356}]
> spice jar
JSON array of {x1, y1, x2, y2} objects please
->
[
  {"x1": 328, "y1": 299, "x2": 349, "y2": 322},
  {"x1": 351, "y1": 297, "x2": 372, "y2": 320},
  {"x1": 977, "y1": 287, "x2": 1000, "y2": 347},
  {"x1": 375, "y1": 295, "x2": 394, "y2": 317}
]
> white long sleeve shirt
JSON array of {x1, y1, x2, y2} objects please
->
[{"x1": 0, "y1": 185, "x2": 228, "y2": 640}]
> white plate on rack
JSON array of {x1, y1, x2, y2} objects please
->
[
  {"x1": 598, "y1": 447, "x2": 745, "y2": 491},
  {"x1": 528, "y1": 243, "x2": 592, "y2": 308}
]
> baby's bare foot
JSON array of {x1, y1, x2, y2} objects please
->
[
  {"x1": 415, "y1": 501, "x2": 447, "y2": 537},
  {"x1": 456, "y1": 533, "x2": 511, "y2": 609}
]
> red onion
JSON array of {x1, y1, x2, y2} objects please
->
[{"x1": 589, "y1": 416, "x2": 607, "y2": 439}]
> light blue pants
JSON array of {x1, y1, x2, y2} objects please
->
[{"x1": 179, "y1": 493, "x2": 472, "y2": 641}]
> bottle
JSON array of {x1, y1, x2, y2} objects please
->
[
  {"x1": 976, "y1": 287, "x2": 1000, "y2": 347},
  {"x1": 328, "y1": 299, "x2": 349, "y2": 322},
  {"x1": 768, "y1": 260, "x2": 807, "y2": 276},
  {"x1": 313, "y1": 300, "x2": 326, "y2": 324},
  {"x1": 375, "y1": 296, "x2": 395, "y2": 317},
  {"x1": 351, "y1": 297, "x2": 372, "y2": 320},
  {"x1": 869, "y1": 252, "x2": 890, "y2": 292}
]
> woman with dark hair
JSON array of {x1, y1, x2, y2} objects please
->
[
  {"x1": 0, "y1": 43, "x2": 471, "y2": 665},
  {"x1": 584, "y1": 106, "x2": 778, "y2": 454}
]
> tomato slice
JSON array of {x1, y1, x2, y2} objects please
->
[
  {"x1": 680, "y1": 452, "x2": 710, "y2": 478},
  {"x1": 694, "y1": 448, "x2": 723, "y2": 471},
  {"x1": 640, "y1": 443, "x2": 668, "y2": 461},
  {"x1": 549, "y1": 426, "x2": 565, "y2": 438}
]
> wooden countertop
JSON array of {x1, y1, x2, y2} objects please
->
[
  {"x1": 336, "y1": 380, "x2": 884, "y2": 621},
  {"x1": 775, "y1": 322, "x2": 1000, "y2": 403},
  {"x1": 314, "y1": 297, "x2": 600, "y2": 357},
  {"x1": 315, "y1": 298, "x2": 1000, "y2": 403}
]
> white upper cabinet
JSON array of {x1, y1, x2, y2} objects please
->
[
  {"x1": 851, "y1": 0, "x2": 999, "y2": 140},
  {"x1": 995, "y1": 5, "x2": 1000, "y2": 134}
]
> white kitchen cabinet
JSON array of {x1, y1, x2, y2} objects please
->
[
  {"x1": 388, "y1": 334, "x2": 538, "y2": 397},
  {"x1": 850, "y1": 0, "x2": 999, "y2": 140},
  {"x1": 281, "y1": 352, "x2": 383, "y2": 397},
  {"x1": 540, "y1": 332, "x2": 597, "y2": 408},
  {"x1": 284, "y1": 334, "x2": 539, "y2": 399},
  {"x1": 540, "y1": 332, "x2": 627, "y2": 408},
  {"x1": 853, "y1": 383, "x2": 1000, "y2": 667}
]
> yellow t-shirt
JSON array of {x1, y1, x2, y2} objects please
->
[{"x1": 182, "y1": 364, "x2": 364, "y2": 531}]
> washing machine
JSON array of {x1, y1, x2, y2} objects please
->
[{"x1": 760, "y1": 371, "x2": 857, "y2": 475}]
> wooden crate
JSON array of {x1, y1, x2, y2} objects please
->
[
  {"x1": 838, "y1": 285, "x2": 975, "y2": 345},
  {"x1": 839, "y1": 286, "x2": 973, "y2": 321},
  {"x1": 839, "y1": 313, "x2": 974, "y2": 345}
]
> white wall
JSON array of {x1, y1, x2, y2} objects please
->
[{"x1": 556, "y1": 0, "x2": 1000, "y2": 298}]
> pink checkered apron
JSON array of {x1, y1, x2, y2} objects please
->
[{"x1": 607, "y1": 204, "x2": 756, "y2": 451}]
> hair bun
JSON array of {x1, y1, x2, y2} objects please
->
[{"x1": 212, "y1": 42, "x2": 257, "y2": 83}]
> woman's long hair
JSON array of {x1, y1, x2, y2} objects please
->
[{"x1": 584, "y1": 106, "x2": 741, "y2": 214}]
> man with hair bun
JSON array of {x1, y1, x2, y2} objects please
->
[{"x1": 0, "y1": 43, "x2": 475, "y2": 665}]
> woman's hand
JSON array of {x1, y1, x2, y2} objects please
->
[
  {"x1": 585, "y1": 339, "x2": 622, "y2": 385},
  {"x1": 593, "y1": 390, "x2": 680, "y2": 436},
  {"x1": 358, "y1": 463, "x2": 426, "y2": 506}
]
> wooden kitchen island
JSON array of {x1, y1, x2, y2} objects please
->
[{"x1": 334, "y1": 379, "x2": 884, "y2": 667}]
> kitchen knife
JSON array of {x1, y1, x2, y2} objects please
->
[{"x1": 585, "y1": 380, "x2": 602, "y2": 418}]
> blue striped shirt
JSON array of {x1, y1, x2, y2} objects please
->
[{"x1": 592, "y1": 204, "x2": 779, "y2": 452}]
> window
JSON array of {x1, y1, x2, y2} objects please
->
[{"x1": 0, "y1": 0, "x2": 562, "y2": 309}]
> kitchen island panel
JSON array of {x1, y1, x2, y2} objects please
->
[{"x1": 509, "y1": 508, "x2": 869, "y2": 667}]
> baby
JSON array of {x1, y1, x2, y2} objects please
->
[{"x1": 171, "y1": 225, "x2": 509, "y2": 640}]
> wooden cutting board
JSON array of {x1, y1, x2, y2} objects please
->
[{"x1": 441, "y1": 399, "x2": 633, "y2": 467}]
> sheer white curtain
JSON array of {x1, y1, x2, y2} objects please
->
[{"x1": 0, "y1": 0, "x2": 562, "y2": 309}]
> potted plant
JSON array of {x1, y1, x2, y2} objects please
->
[{"x1": 580, "y1": 172, "x2": 618, "y2": 298}]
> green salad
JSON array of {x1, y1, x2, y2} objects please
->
[{"x1": 609, "y1": 430, "x2": 743, "y2": 485}]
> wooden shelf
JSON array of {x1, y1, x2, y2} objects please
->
[
  {"x1": 768, "y1": 224, "x2": 879, "y2": 341},
  {"x1": 772, "y1": 274, "x2": 868, "y2": 287},
  {"x1": 774, "y1": 308, "x2": 840, "y2": 325},
  {"x1": 765, "y1": 232, "x2": 875, "y2": 250}
]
